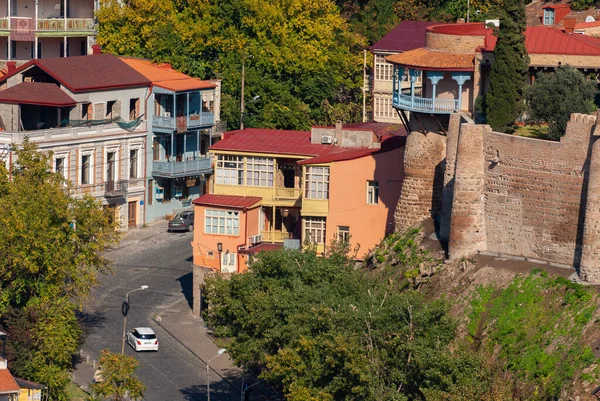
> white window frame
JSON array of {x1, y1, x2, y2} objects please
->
[
  {"x1": 129, "y1": 144, "x2": 142, "y2": 179},
  {"x1": 374, "y1": 54, "x2": 394, "y2": 81},
  {"x1": 304, "y1": 216, "x2": 326, "y2": 244},
  {"x1": 544, "y1": 9, "x2": 555, "y2": 25},
  {"x1": 80, "y1": 149, "x2": 94, "y2": 185},
  {"x1": 104, "y1": 147, "x2": 119, "y2": 183},
  {"x1": 367, "y1": 180, "x2": 379, "y2": 204},
  {"x1": 221, "y1": 252, "x2": 237, "y2": 271},
  {"x1": 337, "y1": 225, "x2": 350, "y2": 243},
  {"x1": 374, "y1": 96, "x2": 396, "y2": 119},
  {"x1": 205, "y1": 209, "x2": 240, "y2": 235},
  {"x1": 216, "y1": 155, "x2": 244, "y2": 185},
  {"x1": 305, "y1": 166, "x2": 329, "y2": 200},
  {"x1": 246, "y1": 156, "x2": 274, "y2": 187},
  {"x1": 53, "y1": 151, "x2": 69, "y2": 181}
]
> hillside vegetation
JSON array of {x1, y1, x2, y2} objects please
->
[{"x1": 203, "y1": 229, "x2": 600, "y2": 400}]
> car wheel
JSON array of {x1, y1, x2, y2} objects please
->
[{"x1": 188, "y1": 224, "x2": 194, "y2": 232}]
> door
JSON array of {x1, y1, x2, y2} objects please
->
[
  {"x1": 128, "y1": 201, "x2": 136, "y2": 229},
  {"x1": 283, "y1": 167, "x2": 295, "y2": 188},
  {"x1": 220, "y1": 252, "x2": 237, "y2": 273}
]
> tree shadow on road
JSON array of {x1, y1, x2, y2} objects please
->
[
  {"x1": 177, "y1": 272, "x2": 194, "y2": 310},
  {"x1": 180, "y1": 381, "x2": 234, "y2": 401},
  {"x1": 77, "y1": 310, "x2": 107, "y2": 335}
]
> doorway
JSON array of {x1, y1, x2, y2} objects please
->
[{"x1": 128, "y1": 201, "x2": 137, "y2": 229}]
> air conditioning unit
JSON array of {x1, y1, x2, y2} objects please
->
[
  {"x1": 321, "y1": 135, "x2": 333, "y2": 145},
  {"x1": 250, "y1": 234, "x2": 262, "y2": 245}
]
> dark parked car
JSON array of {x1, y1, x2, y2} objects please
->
[{"x1": 168, "y1": 211, "x2": 194, "y2": 232}]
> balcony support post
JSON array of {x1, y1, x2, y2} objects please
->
[
  {"x1": 427, "y1": 71, "x2": 444, "y2": 113},
  {"x1": 183, "y1": 132, "x2": 187, "y2": 162},
  {"x1": 197, "y1": 129, "x2": 200, "y2": 157},
  {"x1": 451, "y1": 73, "x2": 472, "y2": 112},
  {"x1": 63, "y1": 0, "x2": 67, "y2": 29},
  {"x1": 34, "y1": 0, "x2": 38, "y2": 59},
  {"x1": 170, "y1": 131, "x2": 174, "y2": 162}
]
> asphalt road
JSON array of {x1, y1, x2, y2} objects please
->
[{"x1": 80, "y1": 227, "x2": 238, "y2": 401}]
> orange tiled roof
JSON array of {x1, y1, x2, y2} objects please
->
[
  {"x1": 120, "y1": 57, "x2": 217, "y2": 92},
  {"x1": 385, "y1": 48, "x2": 474, "y2": 71},
  {"x1": 0, "y1": 369, "x2": 21, "y2": 393}
]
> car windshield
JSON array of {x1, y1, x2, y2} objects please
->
[
  {"x1": 139, "y1": 333, "x2": 156, "y2": 340},
  {"x1": 173, "y1": 213, "x2": 184, "y2": 220}
]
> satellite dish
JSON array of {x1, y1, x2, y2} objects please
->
[{"x1": 586, "y1": 16, "x2": 595, "y2": 22}]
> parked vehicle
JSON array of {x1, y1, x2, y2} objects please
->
[
  {"x1": 127, "y1": 327, "x2": 159, "y2": 352},
  {"x1": 168, "y1": 211, "x2": 194, "y2": 232}
]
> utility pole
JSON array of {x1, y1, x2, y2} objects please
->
[
  {"x1": 240, "y1": 57, "x2": 245, "y2": 130},
  {"x1": 467, "y1": 0, "x2": 470, "y2": 22},
  {"x1": 362, "y1": 49, "x2": 367, "y2": 122}
]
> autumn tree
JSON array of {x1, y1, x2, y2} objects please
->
[
  {"x1": 485, "y1": 0, "x2": 529, "y2": 133},
  {"x1": 0, "y1": 139, "x2": 119, "y2": 399},
  {"x1": 91, "y1": 350, "x2": 145, "y2": 401},
  {"x1": 527, "y1": 66, "x2": 597, "y2": 139}
]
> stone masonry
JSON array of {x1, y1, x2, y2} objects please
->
[{"x1": 395, "y1": 112, "x2": 600, "y2": 281}]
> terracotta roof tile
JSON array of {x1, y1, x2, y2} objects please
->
[
  {"x1": 0, "y1": 369, "x2": 21, "y2": 393},
  {"x1": 0, "y1": 82, "x2": 76, "y2": 106},
  {"x1": 193, "y1": 194, "x2": 262, "y2": 209},
  {"x1": 120, "y1": 58, "x2": 217, "y2": 92},
  {"x1": 371, "y1": 21, "x2": 439, "y2": 52},
  {"x1": 386, "y1": 48, "x2": 475, "y2": 70}
]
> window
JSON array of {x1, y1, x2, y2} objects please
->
[
  {"x1": 216, "y1": 155, "x2": 244, "y2": 185},
  {"x1": 81, "y1": 153, "x2": 92, "y2": 185},
  {"x1": 55, "y1": 156, "x2": 67, "y2": 179},
  {"x1": 305, "y1": 166, "x2": 329, "y2": 199},
  {"x1": 129, "y1": 149, "x2": 139, "y2": 179},
  {"x1": 130, "y1": 98, "x2": 140, "y2": 120},
  {"x1": 374, "y1": 97, "x2": 397, "y2": 119},
  {"x1": 375, "y1": 54, "x2": 393, "y2": 81},
  {"x1": 82, "y1": 103, "x2": 92, "y2": 120},
  {"x1": 337, "y1": 226, "x2": 350, "y2": 243},
  {"x1": 543, "y1": 8, "x2": 555, "y2": 25},
  {"x1": 106, "y1": 100, "x2": 117, "y2": 120},
  {"x1": 304, "y1": 217, "x2": 326, "y2": 244},
  {"x1": 148, "y1": 179, "x2": 153, "y2": 206},
  {"x1": 106, "y1": 151, "x2": 116, "y2": 182},
  {"x1": 367, "y1": 180, "x2": 379, "y2": 204},
  {"x1": 246, "y1": 157, "x2": 274, "y2": 187},
  {"x1": 205, "y1": 209, "x2": 240, "y2": 235}
]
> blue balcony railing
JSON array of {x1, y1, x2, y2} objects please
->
[
  {"x1": 152, "y1": 158, "x2": 212, "y2": 178},
  {"x1": 153, "y1": 113, "x2": 215, "y2": 131},
  {"x1": 392, "y1": 92, "x2": 459, "y2": 114}
]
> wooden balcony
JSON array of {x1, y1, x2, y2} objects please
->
[
  {"x1": 392, "y1": 87, "x2": 459, "y2": 114},
  {"x1": 260, "y1": 231, "x2": 292, "y2": 242},
  {"x1": 274, "y1": 187, "x2": 302, "y2": 201}
]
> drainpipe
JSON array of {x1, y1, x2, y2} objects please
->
[{"x1": 237, "y1": 206, "x2": 249, "y2": 273}]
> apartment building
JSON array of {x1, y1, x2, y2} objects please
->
[
  {"x1": 0, "y1": 0, "x2": 97, "y2": 64},
  {"x1": 121, "y1": 57, "x2": 222, "y2": 223},
  {"x1": 191, "y1": 122, "x2": 405, "y2": 273},
  {"x1": 0, "y1": 52, "x2": 151, "y2": 230},
  {"x1": 370, "y1": 21, "x2": 437, "y2": 124}
]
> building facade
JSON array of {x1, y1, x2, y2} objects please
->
[
  {"x1": 0, "y1": 0, "x2": 97, "y2": 64},
  {"x1": 121, "y1": 57, "x2": 222, "y2": 223},
  {"x1": 191, "y1": 123, "x2": 405, "y2": 274},
  {"x1": 0, "y1": 52, "x2": 150, "y2": 230}
]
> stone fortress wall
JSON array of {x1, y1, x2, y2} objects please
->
[{"x1": 396, "y1": 112, "x2": 600, "y2": 280}]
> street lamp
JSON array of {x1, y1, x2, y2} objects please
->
[
  {"x1": 217, "y1": 242, "x2": 223, "y2": 269},
  {"x1": 121, "y1": 285, "x2": 148, "y2": 354},
  {"x1": 206, "y1": 348, "x2": 226, "y2": 401}
]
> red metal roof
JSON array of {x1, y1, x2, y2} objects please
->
[
  {"x1": 428, "y1": 22, "x2": 488, "y2": 36},
  {"x1": 0, "y1": 82, "x2": 76, "y2": 106},
  {"x1": 371, "y1": 21, "x2": 439, "y2": 52},
  {"x1": 193, "y1": 194, "x2": 262, "y2": 209},
  {"x1": 210, "y1": 128, "x2": 337, "y2": 157},
  {"x1": 0, "y1": 368, "x2": 20, "y2": 393},
  {"x1": 484, "y1": 26, "x2": 600, "y2": 54},
  {"x1": 1, "y1": 54, "x2": 151, "y2": 93},
  {"x1": 239, "y1": 242, "x2": 284, "y2": 254},
  {"x1": 298, "y1": 135, "x2": 405, "y2": 165},
  {"x1": 543, "y1": 4, "x2": 570, "y2": 10}
]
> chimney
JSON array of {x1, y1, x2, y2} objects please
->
[
  {"x1": 91, "y1": 44, "x2": 102, "y2": 55},
  {"x1": 6, "y1": 61, "x2": 16, "y2": 74},
  {"x1": 564, "y1": 18, "x2": 576, "y2": 34}
]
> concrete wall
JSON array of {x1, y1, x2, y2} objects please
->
[{"x1": 311, "y1": 125, "x2": 376, "y2": 147}]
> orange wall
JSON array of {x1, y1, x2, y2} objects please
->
[
  {"x1": 192, "y1": 205, "x2": 261, "y2": 273},
  {"x1": 326, "y1": 147, "x2": 404, "y2": 259}
]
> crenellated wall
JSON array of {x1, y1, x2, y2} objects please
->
[{"x1": 395, "y1": 111, "x2": 600, "y2": 281}]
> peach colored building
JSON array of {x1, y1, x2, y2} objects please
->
[{"x1": 191, "y1": 122, "x2": 406, "y2": 273}]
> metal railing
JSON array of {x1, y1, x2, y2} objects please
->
[
  {"x1": 153, "y1": 115, "x2": 174, "y2": 129},
  {"x1": 105, "y1": 180, "x2": 129, "y2": 197},
  {"x1": 152, "y1": 158, "x2": 211, "y2": 177},
  {"x1": 393, "y1": 92, "x2": 458, "y2": 114},
  {"x1": 261, "y1": 231, "x2": 291, "y2": 242},
  {"x1": 188, "y1": 113, "x2": 214, "y2": 128},
  {"x1": 153, "y1": 113, "x2": 215, "y2": 130},
  {"x1": 274, "y1": 187, "x2": 302, "y2": 200}
]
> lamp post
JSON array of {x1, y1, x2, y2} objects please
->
[
  {"x1": 207, "y1": 348, "x2": 226, "y2": 401},
  {"x1": 217, "y1": 242, "x2": 223, "y2": 270},
  {"x1": 121, "y1": 285, "x2": 148, "y2": 354}
]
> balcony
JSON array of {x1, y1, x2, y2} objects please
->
[
  {"x1": 393, "y1": 87, "x2": 459, "y2": 114},
  {"x1": 152, "y1": 158, "x2": 212, "y2": 178},
  {"x1": 274, "y1": 187, "x2": 302, "y2": 201},
  {"x1": 152, "y1": 113, "x2": 215, "y2": 131},
  {"x1": 260, "y1": 231, "x2": 291, "y2": 242},
  {"x1": 37, "y1": 18, "x2": 95, "y2": 34},
  {"x1": 105, "y1": 180, "x2": 128, "y2": 198}
]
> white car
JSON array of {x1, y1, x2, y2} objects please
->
[{"x1": 127, "y1": 327, "x2": 159, "y2": 352}]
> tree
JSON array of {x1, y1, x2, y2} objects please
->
[
  {"x1": 485, "y1": 0, "x2": 529, "y2": 133},
  {"x1": 0, "y1": 139, "x2": 119, "y2": 399},
  {"x1": 527, "y1": 66, "x2": 597, "y2": 140},
  {"x1": 91, "y1": 350, "x2": 145, "y2": 401}
]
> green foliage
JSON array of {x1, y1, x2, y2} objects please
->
[
  {"x1": 467, "y1": 273, "x2": 599, "y2": 399},
  {"x1": 97, "y1": 0, "x2": 364, "y2": 130},
  {"x1": 526, "y1": 66, "x2": 598, "y2": 140},
  {"x1": 0, "y1": 140, "x2": 119, "y2": 399},
  {"x1": 91, "y1": 350, "x2": 145, "y2": 401},
  {"x1": 486, "y1": 0, "x2": 529, "y2": 133}
]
